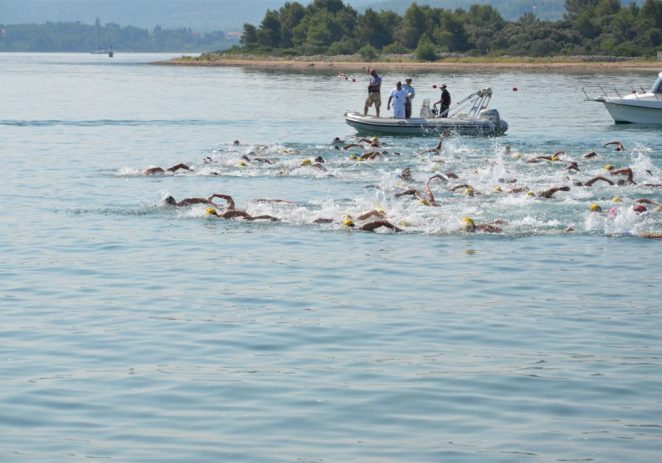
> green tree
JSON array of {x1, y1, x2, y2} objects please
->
[
  {"x1": 241, "y1": 23, "x2": 257, "y2": 46},
  {"x1": 415, "y1": 33, "x2": 437, "y2": 61},
  {"x1": 357, "y1": 8, "x2": 392, "y2": 49},
  {"x1": 278, "y1": 2, "x2": 306, "y2": 48},
  {"x1": 256, "y1": 10, "x2": 281, "y2": 48},
  {"x1": 397, "y1": 3, "x2": 428, "y2": 49}
]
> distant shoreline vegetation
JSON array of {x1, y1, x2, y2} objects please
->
[
  {"x1": 224, "y1": 0, "x2": 662, "y2": 59},
  {"x1": 0, "y1": 20, "x2": 238, "y2": 52}
]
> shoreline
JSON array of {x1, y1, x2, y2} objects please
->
[{"x1": 158, "y1": 56, "x2": 662, "y2": 72}]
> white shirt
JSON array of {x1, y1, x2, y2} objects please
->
[
  {"x1": 402, "y1": 83, "x2": 415, "y2": 100},
  {"x1": 390, "y1": 88, "x2": 408, "y2": 107}
]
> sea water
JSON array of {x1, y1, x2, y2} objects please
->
[{"x1": 0, "y1": 53, "x2": 661, "y2": 462}]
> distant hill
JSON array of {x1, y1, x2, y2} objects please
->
[
  {"x1": 0, "y1": 0, "x2": 292, "y2": 32},
  {"x1": 0, "y1": 0, "x2": 596, "y2": 31}
]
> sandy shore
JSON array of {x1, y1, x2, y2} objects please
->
[{"x1": 159, "y1": 56, "x2": 662, "y2": 72}]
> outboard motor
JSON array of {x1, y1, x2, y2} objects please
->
[
  {"x1": 420, "y1": 99, "x2": 433, "y2": 118},
  {"x1": 479, "y1": 109, "x2": 507, "y2": 135}
]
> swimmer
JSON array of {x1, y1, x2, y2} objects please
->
[
  {"x1": 207, "y1": 207, "x2": 280, "y2": 222},
  {"x1": 609, "y1": 167, "x2": 635, "y2": 184},
  {"x1": 342, "y1": 143, "x2": 365, "y2": 150},
  {"x1": 422, "y1": 130, "x2": 449, "y2": 154},
  {"x1": 462, "y1": 217, "x2": 503, "y2": 233},
  {"x1": 583, "y1": 151, "x2": 598, "y2": 159},
  {"x1": 579, "y1": 176, "x2": 615, "y2": 187},
  {"x1": 163, "y1": 195, "x2": 219, "y2": 207},
  {"x1": 252, "y1": 198, "x2": 296, "y2": 205},
  {"x1": 314, "y1": 211, "x2": 402, "y2": 232},
  {"x1": 205, "y1": 193, "x2": 280, "y2": 221},
  {"x1": 358, "y1": 151, "x2": 382, "y2": 161},
  {"x1": 449, "y1": 183, "x2": 479, "y2": 195},
  {"x1": 331, "y1": 137, "x2": 344, "y2": 145},
  {"x1": 420, "y1": 174, "x2": 449, "y2": 206},
  {"x1": 300, "y1": 159, "x2": 327, "y2": 171},
  {"x1": 538, "y1": 186, "x2": 570, "y2": 198},
  {"x1": 566, "y1": 162, "x2": 580, "y2": 172},
  {"x1": 640, "y1": 233, "x2": 662, "y2": 239},
  {"x1": 399, "y1": 167, "x2": 414, "y2": 182},
  {"x1": 314, "y1": 156, "x2": 325, "y2": 164},
  {"x1": 207, "y1": 193, "x2": 237, "y2": 210},
  {"x1": 603, "y1": 140, "x2": 624, "y2": 151},
  {"x1": 145, "y1": 163, "x2": 191, "y2": 175},
  {"x1": 526, "y1": 151, "x2": 564, "y2": 163},
  {"x1": 358, "y1": 137, "x2": 382, "y2": 147},
  {"x1": 233, "y1": 140, "x2": 240, "y2": 145},
  {"x1": 635, "y1": 199, "x2": 662, "y2": 211}
]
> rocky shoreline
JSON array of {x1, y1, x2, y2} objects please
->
[{"x1": 157, "y1": 53, "x2": 662, "y2": 72}]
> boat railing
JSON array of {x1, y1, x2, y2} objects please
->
[
  {"x1": 429, "y1": 87, "x2": 493, "y2": 119},
  {"x1": 581, "y1": 85, "x2": 662, "y2": 102}
]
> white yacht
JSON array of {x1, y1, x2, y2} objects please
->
[
  {"x1": 345, "y1": 88, "x2": 508, "y2": 136},
  {"x1": 584, "y1": 72, "x2": 662, "y2": 124}
]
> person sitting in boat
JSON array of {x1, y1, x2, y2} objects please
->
[
  {"x1": 387, "y1": 81, "x2": 408, "y2": 119},
  {"x1": 433, "y1": 84, "x2": 451, "y2": 118}
]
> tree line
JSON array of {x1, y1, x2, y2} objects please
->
[
  {"x1": 235, "y1": 0, "x2": 662, "y2": 59},
  {"x1": 0, "y1": 19, "x2": 237, "y2": 52}
]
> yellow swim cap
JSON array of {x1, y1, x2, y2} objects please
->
[
  {"x1": 206, "y1": 207, "x2": 217, "y2": 215},
  {"x1": 612, "y1": 196, "x2": 622, "y2": 203},
  {"x1": 418, "y1": 197, "x2": 429, "y2": 205},
  {"x1": 589, "y1": 203, "x2": 602, "y2": 212},
  {"x1": 527, "y1": 191, "x2": 535, "y2": 197},
  {"x1": 342, "y1": 215, "x2": 355, "y2": 227},
  {"x1": 465, "y1": 187, "x2": 475, "y2": 196},
  {"x1": 349, "y1": 155, "x2": 358, "y2": 160},
  {"x1": 550, "y1": 154, "x2": 559, "y2": 161},
  {"x1": 301, "y1": 159, "x2": 312, "y2": 166},
  {"x1": 371, "y1": 136, "x2": 378, "y2": 142},
  {"x1": 494, "y1": 185, "x2": 503, "y2": 193},
  {"x1": 604, "y1": 164, "x2": 613, "y2": 171},
  {"x1": 462, "y1": 217, "x2": 476, "y2": 231},
  {"x1": 236, "y1": 161, "x2": 247, "y2": 167}
]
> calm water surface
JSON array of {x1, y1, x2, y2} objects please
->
[{"x1": 1, "y1": 53, "x2": 661, "y2": 462}]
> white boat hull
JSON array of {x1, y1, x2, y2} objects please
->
[
  {"x1": 344, "y1": 112, "x2": 508, "y2": 136},
  {"x1": 600, "y1": 99, "x2": 662, "y2": 124}
]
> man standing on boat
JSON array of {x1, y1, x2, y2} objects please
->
[
  {"x1": 433, "y1": 84, "x2": 451, "y2": 118},
  {"x1": 387, "y1": 81, "x2": 408, "y2": 119},
  {"x1": 364, "y1": 68, "x2": 382, "y2": 117},
  {"x1": 402, "y1": 78, "x2": 415, "y2": 119}
]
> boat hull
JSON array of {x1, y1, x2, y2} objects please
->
[
  {"x1": 344, "y1": 112, "x2": 508, "y2": 136},
  {"x1": 600, "y1": 99, "x2": 662, "y2": 125}
]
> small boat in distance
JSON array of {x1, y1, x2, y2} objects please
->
[
  {"x1": 90, "y1": 46, "x2": 113, "y2": 57},
  {"x1": 345, "y1": 88, "x2": 508, "y2": 136},
  {"x1": 583, "y1": 72, "x2": 662, "y2": 124}
]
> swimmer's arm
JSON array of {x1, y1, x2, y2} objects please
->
[
  {"x1": 252, "y1": 199, "x2": 295, "y2": 204},
  {"x1": 167, "y1": 163, "x2": 191, "y2": 172},
  {"x1": 357, "y1": 210, "x2": 386, "y2": 220},
  {"x1": 359, "y1": 220, "x2": 402, "y2": 233},
  {"x1": 395, "y1": 188, "x2": 421, "y2": 198},
  {"x1": 179, "y1": 197, "x2": 210, "y2": 206},
  {"x1": 449, "y1": 184, "x2": 472, "y2": 192},
  {"x1": 208, "y1": 194, "x2": 236, "y2": 210},
  {"x1": 584, "y1": 176, "x2": 614, "y2": 186}
]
